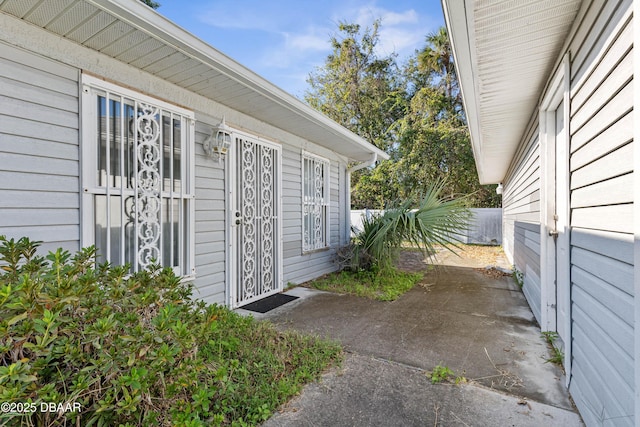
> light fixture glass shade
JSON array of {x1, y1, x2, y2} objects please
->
[
  {"x1": 203, "y1": 117, "x2": 232, "y2": 163},
  {"x1": 216, "y1": 130, "x2": 231, "y2": 155}
]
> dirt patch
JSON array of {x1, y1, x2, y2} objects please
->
[
  {"x1": 478, "y1": 267, "x2": 512, "y2": 279},
  {"x1": 396, "y1": 245, "x2": 510, "y2": 272},
  {"x1": 394, "y1": 249, "x2": 431, "y2": 273}
]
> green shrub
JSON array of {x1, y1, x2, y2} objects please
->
[{"x1": 0, "y1": 236, "x2": 341, "y2": 426}]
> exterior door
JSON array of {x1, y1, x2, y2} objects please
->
[
  {"x1": 553, "y1": 99, "x2": 570, "y2": 347},
  {"x1": 230, "y1": 133, "x2": 282, "y2": 308},
  {"x1": 541, "y1": 55, "x2": 570, "y2": 377}
]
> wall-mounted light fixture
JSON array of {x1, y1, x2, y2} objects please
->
[
  {"x1": 203, "y1": 117, "x2": 232, "y2": 164},
  {"x1": 496, "y1": 183, "x2": 503, "y2": 195}
]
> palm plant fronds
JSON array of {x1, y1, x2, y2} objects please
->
[{"x1": 352, "y1": 180, "x2": 472, "y2": 270}]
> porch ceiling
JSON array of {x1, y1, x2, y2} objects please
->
[
  {"x1": 442, "y1": 0, "x2": 581, "y2": 184},
  {"x1": 0, "y1": 0, "x2": 388, "y2": 163}
]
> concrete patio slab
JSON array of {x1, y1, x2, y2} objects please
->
[
  {"x1": 263, "y1": 353, "x2": 581, "y2": 427},
  {"x1": 256, "y1": 249, "x2": 584, "y2": 426}
]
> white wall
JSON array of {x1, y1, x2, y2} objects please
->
[
  {"x1": 0, "y1": 41, "x2": 80, "y2": 255},
  {"x1": 565, "y1": 1, "x2": 635, "y2": 424}
]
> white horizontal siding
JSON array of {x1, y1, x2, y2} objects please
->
[
  {"x1": 571, "y1": 321, "x2": 634, "y2": 426},
  {"x1": 570, "y1": 13, "x2": 633, "y2": 110},
  {"x1": 571, "y1": 110, "x2": 632, "y2": 170},
  {"x1": 502, "y1": 120, "x2": 542, "y2": 324},
  {"x1": 565, "y1": 1, "x2": 635, "y2": 425},
  {"x1": 282, "y1": 147, "x2": 302, "y2": 260},
  {"x1": 283, "y1": 249, "x2": 336, "y2": 285},
  {"x1": 329, "y1": 162, "x2": 340, "y2": 246},
  {"x1": 571, "y1": 47, "x2": 632, "y2": 135},
  {"x1": 572, "y1": 204, "x2": 633, "y2": 234},
  {"x1": 0, "y1": 41, "x2": 79, "y2": 254},
  {"x1": 571, "y1": 173, "x2": 635, "y2": 208},
  {"x1": 192, "y1": 117, "x2": 226, "y2": 305}
]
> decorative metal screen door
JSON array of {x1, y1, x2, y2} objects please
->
[{"x1": 230, "y1": 134, "x2": 282, "y2": 308}]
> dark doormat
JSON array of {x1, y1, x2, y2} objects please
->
[{"x1": 241, "y1": 293, "x2": 298, "y2": 313}]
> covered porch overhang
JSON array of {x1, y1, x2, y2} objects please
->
[{"x1": 441, "y1": 0, "x2": 582, "y2": 184}]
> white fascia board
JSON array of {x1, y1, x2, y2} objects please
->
[
  {"x1": 86, "y1": 0, "x2": 388, "y2": 162},
  {"x1": 442, "y1": 0, "x2": 491, "y2": 184}
]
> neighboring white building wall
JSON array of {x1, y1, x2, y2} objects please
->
[
  {"x1": 565, "y1": 0, "x2": 634, "y2": 424},
  {"x1": 0, "y1": 41, "x2": 80, "y2": 255},
  {"x1": 501, "y1": 122, "x2": 542, "y2": 325},
  {"x1": 503, "y1": 1, "x2": 635, "y2": 424}
]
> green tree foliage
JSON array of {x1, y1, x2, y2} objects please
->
[
  {"x1": 305, "y1": 22, "x2": 408, "y2": 209},
  {"x1": 305, "y1": 21, "x2": 406, "y2": 151},
  {"x1": 306, "y1": 23, "x2": 501, "y2": 208},
  {"x1": 139, "y1": 0, "x2": 160, "y2": 9},
  {"x1": 396, "y1": 28, "x2": 501, "y2": 207}
]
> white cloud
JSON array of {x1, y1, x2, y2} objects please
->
[
  {"x1": 381, "y1": 9, "x2": 419, "y2": 25},
  {"x1": 287, "y1": 31, "x2": 330, "y2": 52},
  {"x1": 331, "y1": 4, "x2": 427, "y2": 58},
  {"x1": 353, "y1": 6, "x2": 419, "y2": 27},
  {"x1": 260, "y1": 30, "x2": 330, "y2": 70},
  {"x1": 198, "y1": 1, "x2": 283, "y2": 32},
  {"x1": 378, "y1": 26, "x2": 423, "y2": 56}
]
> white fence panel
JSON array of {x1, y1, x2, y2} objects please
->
[{"x1": 350, "y1": 208, "x2": 502, "y2": 245}]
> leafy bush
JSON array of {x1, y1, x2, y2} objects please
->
[{"x1": 0, "y1": 237, "x2": 341, "y2": 426}]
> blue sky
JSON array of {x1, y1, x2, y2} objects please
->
[{"x1": 153, "y1": 0, "x2": 445, "y2": 97}]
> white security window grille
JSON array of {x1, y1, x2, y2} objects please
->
[
  {"x1": 302, "y1": 152, "x2": 329, "y2": 252},
  {"x1": 82, "y1": 76, "x2": 195, "y2": 276}
]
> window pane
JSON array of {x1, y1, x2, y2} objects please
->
[
  {"x1": 162, "y1": 198, "x2": 180, "y2": 269},
  {"x1": 124, "y1": 195, "x2": 135, "y2": 269},
  {"x1": 162, "y1": 115, "x2": 172, "y2": 193},
  {"x1": 182, "y1": 199, "x2": 188, "y2": 271},
  {"x1": 95, "y1": 195, "x2": 107, "y2": 264},
  {"x1": 109, "y1": 195, "x2": 121, "y2": 264},
  {"x1": 173, "y1": 199, "x2": 180, "y2": 267},
  {"x1": 124, "y1": 103, "x2": 136, "y2": 190},
  {"x1": 109, "y1": 99, "x2": 121, "y2": 188},
  {"x1": 173, "y1": 118, "x2": 182, "y2": 194},
  {"x1": 97, "y1": 96, "x2": 107, "y2": 187}
]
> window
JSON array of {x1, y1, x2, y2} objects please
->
[
  {"x1": 81, "y1": 75, "x2": 195, "y2": 276},
  {"x1": 302, "y1": 152, "x2": 329, "y2": 252}
]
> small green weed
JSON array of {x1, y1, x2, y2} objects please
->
[
  {"x1": 512, "y1": 267, "x2": 524, "y2": 288},
  {"x1": 541, "y1": 331, "x2": 564, "y2": 366},
  {"x1": 428, "y1": 364, "x2": 454, "y2": 384},
  {"x1": 307, "y1": 267, "x2": 422, "y2": 301}
]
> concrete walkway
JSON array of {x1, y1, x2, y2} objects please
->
[{"x1": 250, "y1": 249, "x2": 583, "y2": 426}]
